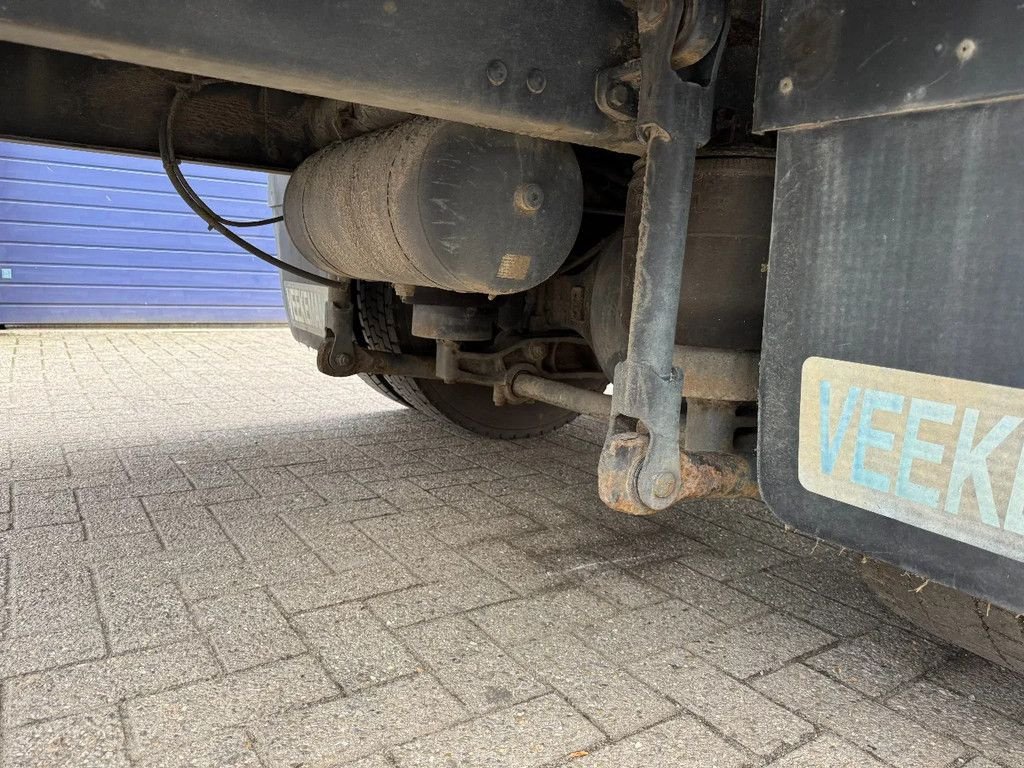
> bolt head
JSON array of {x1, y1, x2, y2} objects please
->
[
  {"x1": 526, "y1": 69, "x2": 546, "y2": 94},
  {"x1": 778, "y1": 76, "x2": 794, "y2": 95},
  {"x1": 335, "y1": 352, "x2": 353, "y2": 367},
  {"x1": 486, "y1": 59, "x2": 508, "y2": 86},
  {"x1": 608, "y1": 83, "x2": 630, "y2": 108},
  {"x1": 652, "y1": 472, "x2": 678, "y2": 499},
  {"x1": 514, "y1": 183, "x2": 544, "y2": 213},
  {"x1": 526, "y1": 342, "x2": 546, "y2": 362}
]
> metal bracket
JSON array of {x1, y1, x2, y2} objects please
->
[
  {"x1": 316, "y1": 284, "x2": 357, "y2": 377},
  {"x1": 599, "y1": 0, "x2": 727, "y2": 513}
]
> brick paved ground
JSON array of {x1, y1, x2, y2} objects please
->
[{"x1": 1, "y1": 327, "x2": 1022, "y2": 768}]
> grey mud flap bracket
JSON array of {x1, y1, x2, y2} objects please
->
[{"x1": 599, "y1": 0, "x2": 727, "y2": 515}]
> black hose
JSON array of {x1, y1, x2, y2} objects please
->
[{"x1": 158, "y1": 80, "x2": 345, "y2": 288}]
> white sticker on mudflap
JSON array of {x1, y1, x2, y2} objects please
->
[
  {"x1": 799, "y1": 357, "x2": 1024, "y2": 562},
  {"x1": 283, "y1": 281, "x2": 328, "y2": 336}
]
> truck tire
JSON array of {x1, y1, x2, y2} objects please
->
[
  {"x1": 350, "y1": 287, "x2": 411, "y2": 408},
  {"x1": 353, "y1": 281, "x2": 579, "y2": 439},
  {"x1": 861, "y1": 560, "x2": 1024, "y2": 673}
]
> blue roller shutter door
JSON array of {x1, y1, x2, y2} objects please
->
[{"x1": 0, "y1": 141, "x2": 286, "y2": 324}]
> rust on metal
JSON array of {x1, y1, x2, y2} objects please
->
[
  {"x1": 598, "y1": 431, "x2": 760, "y2": 515},
  {"x1": 597, "y1": 432, "x2": 650, "y2": 515},
  {"x1": 677, "y1": 450, "x2": 760, "y2": 501}
]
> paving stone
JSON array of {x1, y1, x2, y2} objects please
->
[
  {"x1": 750, "y1": 662, "x2": 863, "y2": 714},
  {"x1": 929, "y1": 652, "x2": 1024, "y2": 725},
  {"x1": 12, "y1": 488, "x2": 78, "y2": 528},
  {"x1": 0, "y1": 521, "x2": 84, "y2": 554},
  {"x1": 358, "y1": 527, "x2": 480, "y2": 584},
  {"x1": 634, "y1": 560, "x2": 769, "y2": 626},
  {"x1": 177, "y1": 460, "x2": 242, "y2": 489},
  {"x1": 678, "y1": 532, "x2": 797, "y2": 582},
  {"x1": 888, "y1": 679, "x2": 1024, "y2": 767},
  {"x1": 212, "y1": 503, "x2": 312, "y2": 562},
  {"x1": 6, "y1": 561, "x2": 98, "y2": 636},
  {"x1": 148, "y1": 505, "x2": 232, "y2": 551},
  {"x1": 78, "y1": 496, "x2": 153, "y2": 539},
  {"x1": 134, "y1": 729, "x2": 263, "y2": 768},
  {"x1": 255, "y1": 673, "x2": 467, "y2": 766},
  {"x1": 825, "y1": 699, "x2": 968, "y2": 768},
  {"x1": 5, "y1": 639, "x2": 220, "y2": 726},
  {"x1": 410, "y1": 467, "x2": 500, "y2": 491},
  {"x1": 97, "y1": 576, "x2": 195, "y2": 653},
  {"x1": 771, "y1": 556, "x2": 892, "y2": 620},
  {"x1": 631, "y1": 648, "x2": 813, "y2": 757},
  {"x1": 399, "y1": 616, "x2": 548, "y2": 712},
  {"x1": 751, "y1": 664, "x2": 965, "y2": 768},
  {"x1": 294, "y1": 602, "x2": 420, "y2": 691},
  {"x1": 497, "y1": 491, "x2": 588, "y2": 528},
  {"x1": 4, "y1": 330, "x2": 1024, "y2": 768},
  {"x1": 237, "y1": 465, "x2": 310, "y2": 496},
  {"x1": 574, "y1": 714, "x2": 748, "y2": 768},
  {"x1": 688, "y1": 611, "x2": 834, "y2": 679},
  {"x1": 302, "y1": 471, "x2": 376, "y2": 503},
  {"x1": 426, "y1": 485, "x2": 514, "y2": 520},
  {"x1": 470, "y1": 586, "x2": 617, "y2": 646},
  {"x1": 512, "y1": 526, "x2": 621, "y2": 569},
  {"x1": 364, "y1": 478, "x2": 443, "y2": 510},
  {"x1": 344, "y1": 756, "x2": 394, "y2": 768},
  {"x1": 208, "y1": 490, "x2": 327, "y2": 519},
  {"x1": 287, "y1": 514, "x2": 389, "y2": 572},
  {"x1": 56, "y1": 530, "x2": 164, "y2": 569},
  {"x1": 805, "y1": 624, "x2": 953, "y2": 696},
  {"x1": 127, "y1": 654, "x2": 338, "y2": 754},
  {"x1": 594, "y1": 530, "x2": 709, "y2": 568},
  {"x1": 390, "y1": 693, "x2": 603, "y2": 768},
  {"x1": 270, "y1": 558, "x2": 418, "y2": 613},
  {"x1": 369, "y1": 577, "x2": 516, "y2": 627},
  {"x1": 193, "y1": 589, "x2": 304, "y2": 672},
  {"x1": 355, "y1": 506, "x2": 472, "y2": 540},
  {"x1": 431, "y1": 513, "x2": 541, "y2": 547},
  {"x1": 297, "y1": 498, "x2": 408, "y2": 527},
  {"x1": 732, "y1": 570, "x2": 879, "y2": 637},
  {"x1": 579, "y1": 599, "x2": 724, "y2": 665},
  {"x1": 0, "y1": 625, "x2": 107, "y2": 678},
  {"x1": 575, "y1": 564, "x2": 667, "y2": 609},
  {"x1": 693, "y1": 500, "x2": 817, "y2": 557},
  {"x1": 3, "y1": 708, "x2": 130, "y2": 768},
  {"x1": 143, "y1": 484, "x2": 258, "y2": 514},
  {"x1": 515, "y1": 633, "x2": 677, "y2": 739},
  {"x1": 959, "y1": 758, "x2": 1008, "y2": 768},
  {"x1": 292, "y1": 456, "x2": 383, "y2": 479},
  {"x1": 461, "y1": 538, "x2": 570, "y2": 596},
  {"x1": 765, "y1": 733, "x2": 886, "y2": 767}
]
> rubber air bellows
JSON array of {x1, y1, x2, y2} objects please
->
[{"x1": 283, "y1": 117, "x2": 583, "y2": 294}]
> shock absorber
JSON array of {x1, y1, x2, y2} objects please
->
[{"x1": 599, "y1": 0, "x2": 728, "y2": 514}]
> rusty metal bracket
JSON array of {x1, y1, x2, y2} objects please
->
[
  {"x1": 599, "y1": 0, "x2": 727, "y2": 514},
  {"x1": 599, "y1": 432, "x2": 758, "y2": 515}
]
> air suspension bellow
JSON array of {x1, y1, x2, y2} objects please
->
[{"x1": 284, "y1": 117, "x2": 583, "y2": 295}]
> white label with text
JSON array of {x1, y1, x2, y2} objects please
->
[{"x1": 799, "y1": 357, "x2": 1024, "y2": 562}]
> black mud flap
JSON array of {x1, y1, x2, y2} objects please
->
[{"x1": 754, "y1": 1, "x2": 1024, "y2": 613}]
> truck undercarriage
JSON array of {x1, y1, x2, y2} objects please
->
[{"x1": 2, "y1": 0, "x2": 1023, "y2": 671}]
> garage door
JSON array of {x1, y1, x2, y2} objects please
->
[{"x1": 0, "y1": 141, "x2": 286, "y2": 325}]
